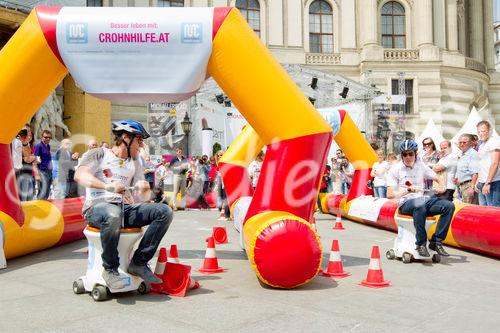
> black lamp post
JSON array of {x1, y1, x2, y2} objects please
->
[
  {"x1": 380, "y1": 126, "x2": 391, "y2": 155},
  {"x1": 180, "y1": 112, "x2": 192, "y2": 157}
]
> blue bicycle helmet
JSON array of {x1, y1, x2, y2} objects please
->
[
  {"x1": 112, "y1": 119, "x2": 150, "y2": 139},
  {"x1": 399, "y1": 139, "x2": 418, "y2": 153}
]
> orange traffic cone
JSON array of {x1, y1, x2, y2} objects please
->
[
  {"x1": 320, "y1": 240, "x2": 350, "y2": 278},
  {"x1": 168, "y1": 244, "x2": 180, "y2": 264},
  {"x1": 217, "y1": 208, "x2": 226, "y2": 220},
  {"x1": 198, "y1": 237, "x2": 224, "y2": 274},
  {"x1": 360, "y1": 246, "x2": 390, "y2": 288},
  {"x1": 154, "y1": 262, "x2": 200, "y2": 297},
  {"x1": 154, "y1": 247, "x2": 168, "y2": 275},
  {"x1": 333, "y1": 212, "x2": 345, "y2": 230},
  {"x1": 213, "y1": 226, "x2": 228, "y2": 244}
]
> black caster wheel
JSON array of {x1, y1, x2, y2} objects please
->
[
  {"x1": 386, "y1": 249, "x2": 396, "y2": 260},
  {"x1": 402, "y1": 252, "x2": 412, "y2": 264},
  {"x1": 73, "y1": 279, "x2": 85, "y2": 295},
  {"x1": 432, "y1": 253, "x2": 441, "y2": 263},
  {"x1": 91, "y1": 285, "x2": 108, "y2": 302},
  {"x1": 138, "y1": 281, "x2": 151, "y2": 295}
]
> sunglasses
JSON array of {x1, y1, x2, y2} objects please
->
[
  {"x1": 43, "y1": 136, "x2": 52, "y2": 139},
  {"x1": 423, "y1": 142, "x2": 432, "y2": 146},
  {"x1": 402, "y1": 152, "x2": 415, "y2": 157}
]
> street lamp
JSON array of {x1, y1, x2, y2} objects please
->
[
  {"x1": 380, "y1": 126, "x2": 391, "y2": 156},
  {"x1": 180, "y1": 112, "x2": 192, "y2": 157}
]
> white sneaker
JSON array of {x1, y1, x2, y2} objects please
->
[{"x1": 102, "y1": 269, "x2": 129, "y2": 289}]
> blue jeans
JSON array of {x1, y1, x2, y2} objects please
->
[
  {"x1": 399, "y1": 196, "x2": 455, "y2": 246},
  {"x1": 37, "y1": 169, "x2": 53, "y2": 200},
  {"x1": 340, "y1": 180, "x2": 351, "y2": 195},
  {"x1": 373, "y1": 186, "x2": 387, "y2": 198},
  {"x1": 85, "y1": 202, "x2": 172, "y2": 271},
  {"x1": 477, "y1": 181, "x2": 500, "y2": 207}
]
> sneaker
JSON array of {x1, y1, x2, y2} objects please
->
[
  {"x1": 102, "y1": 269, "x2": 129, "y2": 289},
  {"x1": 128, "y1": 262, "x2": 163, "y2": 284},
  {"x1": 429, "y1": 242, "x2": 450, "y2": 256},
  {"x1": 415, "y1": 245, "x2": 430, "y2": 257}
]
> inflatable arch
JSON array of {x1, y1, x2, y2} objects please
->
[{"x1": 0, "y1": 6, "x2": 340, "y2": 288}]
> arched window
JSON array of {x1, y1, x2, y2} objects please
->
[
  {"x1": 381, "y1": 1, "x2": 405, "y2": 48},
  {"x1": 309, "y1": 0, "x2": 333, "y2": 53},
  {"x1": 236, "y1": 0, "x2": 261, "y2": 37},
  {"x1": 158, "y1": 0, "x2": 184, "y2": 7}
]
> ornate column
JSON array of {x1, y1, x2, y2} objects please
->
[
  {"x1": 483, "y1": 0, "x2": 495, "y2": 71},
  {"x1": 446, "y1": 0, "x2": 458, "y2": 51},
  {"x1": 416, "y1": 0, "x2": 439, "y2": 60},
  {"x1": 469, "y1": 0, "x2": 484, "y2": 62},
  {"x1": 359, "y1": 0, "x2": 383, "y2": 60}
]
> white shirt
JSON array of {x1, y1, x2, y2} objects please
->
[
  {"x1": 156, "y1": 165, "x2": 173, "y2": 185},
  {"x1": 436, "y1": 152, "x2": 458, "y2": 190},
  {"x1": 477, "y1": 136, "x2": 500, "y2": 183},
  {"x1": 11, "y1": 138, "x2": 23, "y2": 170},
  {"x1": 387, "y1": 159, "x2": 436, "y2": 206},
  {"x1": 372, "y1": 161, "x2": 390, "y2": 187},
  {"x1": 248, "y1": 160, "x2": 263, "y2": 188}
]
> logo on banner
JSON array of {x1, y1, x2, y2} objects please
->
[
  {"x1": 181, "y1": 23, "x2": 203, "y2": 43},
  {"x1": 66, "y1": 23, "x2": 88, "y2": 44}
]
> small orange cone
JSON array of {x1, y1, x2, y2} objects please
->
[
  {"x1": 320, "y1": 240, "x2": 350, "y2": 278},
  {"x1": 154, "y1": 262, "x2": 200, "y2": 297},
  {"x1": 360, "y1": 246, "x2": 390, "y2": 288},
  {"x1": 198, "y1": 237, "x2": 224, "y2": 274},
  {"x1": 333, "y1": 212, "x2": 345, "y2": 230},
  {"x1": 217, "y1": 209, "x2": 226, "y2": 220},
  {"x1": 213, "y1": 226, "x2": 228, "y2": 244},
  {"x1": 168, "y1": 244, "x2": 180, "y2": 264}
]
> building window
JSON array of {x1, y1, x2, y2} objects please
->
[
  {"x1": 392, "y1": 79, "x2": 413, "y2": 114},
  {"x1": 87, "y1": 0, "x2": 103, "y2": 6},
  {"x1": 158, "y1": 0, "x2": 184, "y2": 7},
  {"x1": 381, "y1": 1, "x2": 405, "y2": 48},
  {"x1": 236, "y1": 0, "x2": 260, "y2": 37},
  {"x1": 309, "y1": 0, "x2": 333, "y2": 53}
]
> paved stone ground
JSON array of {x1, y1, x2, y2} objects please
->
[{"x1": 1, "y1": 210, "x2": 499, "y2": 332}]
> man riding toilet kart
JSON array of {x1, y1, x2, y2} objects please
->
[
  {"x1": 386, "y1": 139, "x2": 454, "y2": 260},
  {"x1": 75, "y1": 120, "x2": 173, "y2": 291}
]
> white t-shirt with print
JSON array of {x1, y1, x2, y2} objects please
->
[
  {"x1": 477, "y1": 136, "x2": 500, "y2": 183},
  {"x1": 78, "y1": 148, "x2": 144, "y2": 214},
  {"x1": 372, "y1": 161, "x2": 390, "y2": 187},
  {"x1": 386, "y1": 159, "x2": 436, "y2": 206}
]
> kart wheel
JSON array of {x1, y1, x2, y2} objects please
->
[
  {"x1": 91, "y1": 285, "x2": 108, "y2": 302},
  {"x1": 402, "y1": 252, "x2": 412, "y2": 264},
  {"x1": 432, "y1": 254, "x2": 441, "y2": 263},
  {"x1": 73, "y1": 279, "x2": 85, "y2": 295},
  {"x1": 138, "y1": 281, "x2": 151, "y2": 294},
  {"x1": 386, "y1": 249, "x2": 396, "y2": 260}
]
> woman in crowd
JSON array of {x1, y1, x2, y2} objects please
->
[
  {"x1": 370, "y1": 149, "x2": 390, "y2": 198},
  {"x1": 421, "y1": 137, "x2": 440, "y2": 190}
]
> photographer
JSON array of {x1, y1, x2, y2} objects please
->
[
  {"x1": 170, "y1": 148, "x2": 189, "y2": 210},
  {"x1": 339, "y1": 155, "x2": 354, "y2": 195}
]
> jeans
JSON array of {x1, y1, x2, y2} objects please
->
[
  {"x1": 477, "y1": 181, "x2": 500, "y2": 207},
  {"x1": 373, "y1": 186, "x2": 387, "y2": 198},
  {"x1": 399, "y1": 196, "x2": 455, "y2": 246},
  {"x1": 340, "y1": 180, "x2": 351, "y2": 195},
  {"x1": 37, "y1": 169, "x2": 53, "y2": 200},
  {"x1": 85, "y1": 202, "x2": 173, "y2": 271}
]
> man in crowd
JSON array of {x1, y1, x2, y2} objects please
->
[
  {"x1": 387, "y1": 140, "x2": 454, "y2": 257},
  {"x1": 475, "y1": 121, "x2": 500, "y2": 207},
  {"x1": 170, "y1": 148, "x2": 189, "y2": 210},
  {"x1": 456, "y1": 134, "x2": 479, "y2": 204},
  {"x1": 432, "y1": 140, "x2": 457, "y2": 201},
  {"x1": 34, "y1": 130, "x2": 53, "y2": 200},
  {"x1": 75, "y1": 119, "x2": 172, "y2": 289},
  {"x1": 56, "y1": 139, "x2": 79, "y2": 198}
]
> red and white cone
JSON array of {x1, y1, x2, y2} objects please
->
[
  {"x1": 360, "y1": 246, "x2": 390, "y2": 288},
  {"x1": 333, "y1": 212, "x2": 345, "y2": 230},
  {"x1": 320, "y1": 240, "x2": 350, "y2": 278},
  {"x1": 168, "y1": 244, "x2": 180, "y2": 264},
  {"x1": 154, "y1": 262, "x2": 200, "y2": 297},
  {"x1": 217, "y1": 210, "x2": 226, "y2": 220},
  {"x1": 198, "y1": 237, "x2": 224, "y2": 274},
  {"x1": 154, "y1": 247, "x2": 168, "y2": 275}
]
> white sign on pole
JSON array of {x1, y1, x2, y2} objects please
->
[{"x1": 56, "y1": 7, "x2": 213, "y2": 102}]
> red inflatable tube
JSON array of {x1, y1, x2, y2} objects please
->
[{"x1": 218, "y1": 162, "x2": 254, "y2": 208}]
